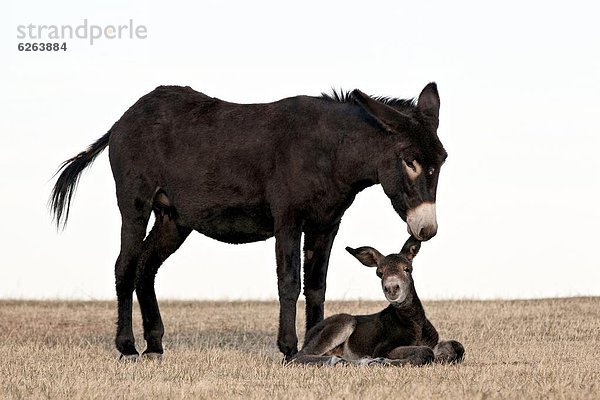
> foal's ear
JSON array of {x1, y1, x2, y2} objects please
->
[
  {"x1": 400, "y1": 236, "x2": 421, "y2": 261},
  {"x1": 417, "y1": 82, "x2": 440, "y2": 121},
  {"x1": 351, "y1": 89, "x2": 415, "y2": 133},
  {"x1": 345, "y1": 246, "x2": 384, "y2": 268}
]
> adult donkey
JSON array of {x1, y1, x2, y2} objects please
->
[{"x1": 50, "y1": 83, "x2": 447, "y2": 360}]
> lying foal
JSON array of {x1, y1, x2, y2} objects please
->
[{"x1": 290, "y1": 237, "x2": 464, "y2": 366}]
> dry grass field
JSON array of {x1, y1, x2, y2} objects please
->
[{"x1": 1, "y1": 298, "x2": 598, "y2": 399}]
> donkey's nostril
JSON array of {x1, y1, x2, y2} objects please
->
[{"x1": 418, "y1": 225, "x2": 437, "y2": 241}]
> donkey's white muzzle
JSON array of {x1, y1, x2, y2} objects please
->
[{"x1": 407, "y1": 202, "x2": 437, "y2": 241}]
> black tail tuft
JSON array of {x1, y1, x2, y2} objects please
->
[{"x1": 49, "y1": 131, "x2": 111, "y2": 229}]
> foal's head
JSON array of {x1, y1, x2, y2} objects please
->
[{"x1": 346, "y1": 237, "x2": 421, "y2": 305}]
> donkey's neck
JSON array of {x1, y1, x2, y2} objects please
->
[{"x1": 331, "y1": 123, "x2": 397, "y2": 193}]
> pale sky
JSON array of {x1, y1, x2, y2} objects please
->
[{"x1": 1, "y1": 0, "x2": 599, "y2": 300}]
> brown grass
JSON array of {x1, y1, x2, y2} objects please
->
[{"x1": 1, "y1": 298, "x2": 599, "y2": 399}]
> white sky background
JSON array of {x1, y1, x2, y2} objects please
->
[{"x1": 1, "y1": 0, "x2": 598, "y2": 300}]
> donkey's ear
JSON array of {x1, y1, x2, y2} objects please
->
[
  {"x1": 345, "y1": 246, "x2": 383, "y2": 268},
  {"x1": 400, "y1": 236, "x2": 421, "y2": 261},
  {"x1": 417, "y1": 82, "x2": 440, "y2": 121},
  {"x1": 351, "y1": 89, "x2": 414, "y2": 133}
]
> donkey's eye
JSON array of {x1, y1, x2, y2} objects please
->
[
  {"x1": 403, "y1": 160, "x2": 422, "y2": 181},
  {"x1": 428, "y1": 167, "x2": 435, "y2": 176}
]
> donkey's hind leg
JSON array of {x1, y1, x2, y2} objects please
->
[
  {"x1": 115, "y1": 204, "x2": 152, "y2": 360},
  {"x1": 135, "y1": 212, "x2": 191, "y2": 358},
  {"x1": 289, "y1": 314, "x2": 356, "y2": 365},
  {"x1": 433, "y1": 340, "x2": 465, "y2": 364}
]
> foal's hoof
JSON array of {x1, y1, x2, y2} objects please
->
[
  {"x1": 367, "y1": 357, "x2": 391, "y2": 366},
  {"x1": 119, "y1": 353, "x2": 139, "y2": 362},
  {"x1": 434, "y1": 340, "x2": 465, "y2": 364},
  {"x1": 142, "y1": 352, "x2": 163, "y2": 361},
  {"x1": 328, "y1": 356, "x2": 348, "y2": 366}
]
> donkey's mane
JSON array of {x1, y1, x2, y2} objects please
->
[
  {"x1": 321, "y1": 89, "x2": 417, "y2": 112},
  {"x1": 322, "y1": 88, "x2": 447, "y2": 164}
]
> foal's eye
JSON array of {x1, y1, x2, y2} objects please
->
[
  {"x1": 403, "y1": 267, "x2": 411, "y2": 273},
  {"x1": 376, "y1": 270, "x2": 383, "y2": 278}
]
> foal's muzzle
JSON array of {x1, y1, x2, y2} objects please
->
[
  {"x1": 407, "y1": 202, "x2": 438, "y2": 241},
  {"x1": 383, "y1": 277, "x2": 408, "y2": 304}
]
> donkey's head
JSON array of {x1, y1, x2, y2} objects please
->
[
  {"x1": 352, "y1": 83, "x2": 447, "y2": 241},
  {"x1": 346, "y1": 237, "x2": 421, "y2": 305}
]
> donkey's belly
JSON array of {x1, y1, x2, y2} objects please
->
[{"x1": 188, "y1": 204, "x2": 274, "y2": 244}]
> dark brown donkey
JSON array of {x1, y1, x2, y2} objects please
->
[
  {"x1": 49, "y1": 83, "x2": 447, "y2": 360},
  {"x1": 291, "y1": 237, "x2": 464, "y2": 366}
]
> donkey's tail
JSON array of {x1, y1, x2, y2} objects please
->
[{"x1": 49, "y1": 131, "x2": 111, "y2": 228}]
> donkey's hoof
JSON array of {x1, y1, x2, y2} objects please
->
[
  {"x1": 119, "y1": 353, "x2": 139, "y2": 362},
  {"x1": 142, "y1": 352, "x2": 163, "y2": 361}
]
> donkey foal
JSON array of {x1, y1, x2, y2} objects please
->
[{"x1": 290, "y1": 237, "x2": 464, "y2": 366}]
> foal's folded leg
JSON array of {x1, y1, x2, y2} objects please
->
[
  {"x1": 297, "y1": 314, "x2": 356, "y2": 355},
  {"x1": 289, "y1": 314, "x2": 357, "y2": 366},
  {"x1": 433, "y1": 340, "x2": 465, "y2": 363},
  {"x1": 287, "y1": 355, "x2": 347, "y2": 366},
  {"x1": 383, "y1": 346, "x2": 435, "y2": 366}
]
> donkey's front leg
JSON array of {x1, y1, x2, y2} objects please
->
[
  {"x1": 275, "y1": 225, "x2": 302, "y2": 358},
  {"x1": 303, "y1": 223, "x2": 340, "y2": 332}
]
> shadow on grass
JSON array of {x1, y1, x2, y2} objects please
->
[{"x1": 163, "y1": 329, "x2": 278, "y2": 354}]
